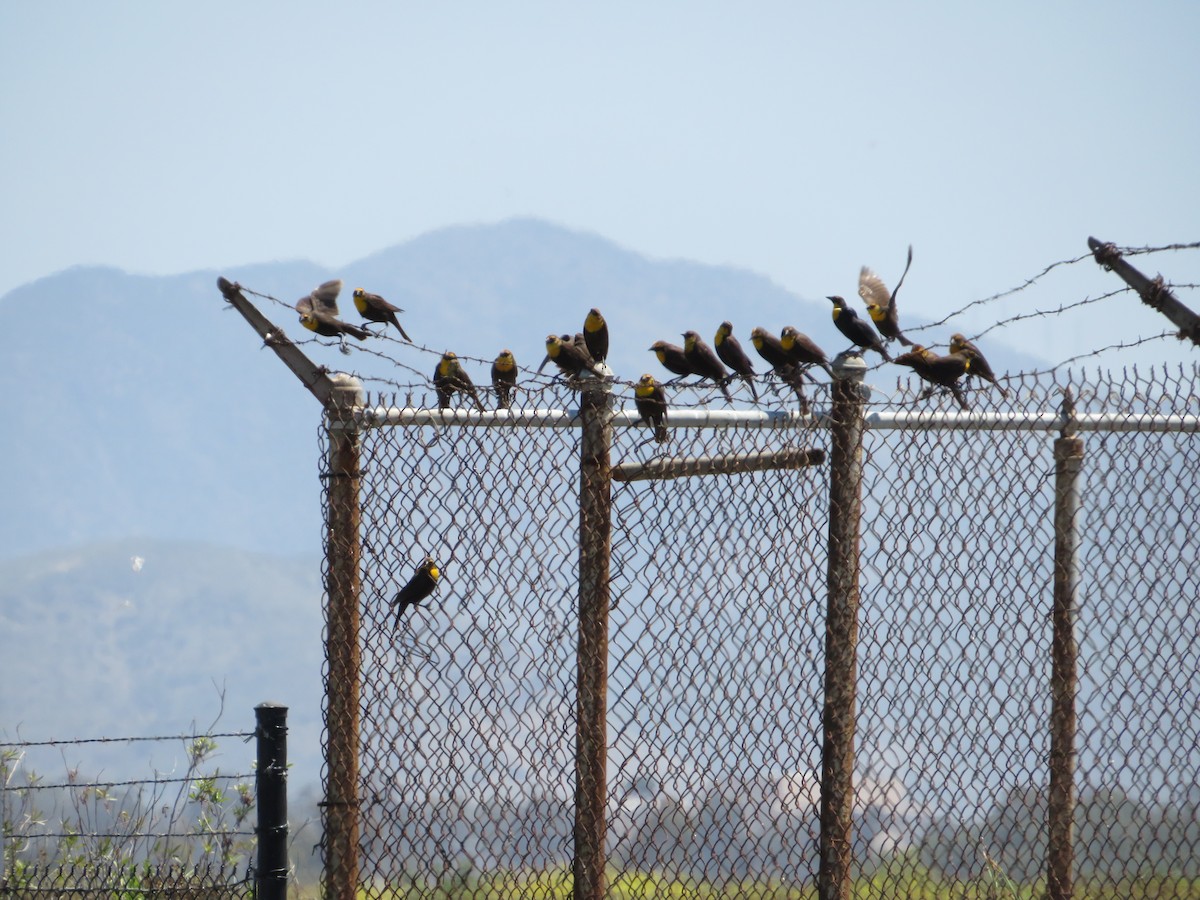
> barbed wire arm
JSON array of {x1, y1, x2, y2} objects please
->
[
  {"x1": 1087, "y1": 237, "x2": 1200, "y2": 346},
  {"x1": 217, "y1": 276, "x2": 339, "y2": 404}
]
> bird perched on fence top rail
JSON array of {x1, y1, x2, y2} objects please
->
[
  {"x1": 780, "y1": 326, "x2": 834, "y2": 377},
  {"x1": 949, "y1": 333, "x2": 1009, "y2": 397},
  {"x1": 713, "y1": 321, "x2": 758, "y2": 400},
  {"x1": 545, "y1": 333, "x2": 603, "y2": 379},
  {"x1": 633, "y1": 373, "x2": 669, "y2": 443},
  {"x1": 649, "y1": 340, "x2": 695, "y2": 381},
  {"x1": 828, "y1": 295, "x2": 891, "y2": 361},
  {"x1": 434, "y1": 351, "x2": 485, "y2": 411},
  {"x1": 352, "y1": 288, "x2": 412, "y2": 341},
  {"x1": 393, "y1": 556, "x2": 440, "y2": 625},
  {"x1": 491, "y1": 349, "x2": 518, "y2": 409},
  {"x1": 893, "y1": 345, "x2": 970, "y2": 410},
  {"x1": 858, "y1": 245, "x2": 915, "y2": 347},
  {"x1": 296, "y1": 279, "x2": 370, "y2": 342},
  {"x1": 750, "y1": 327, "x2": 810, "y2": 414},
  {"x1": 682, "y1": 330, "x2": 734, "y2": 403},
  {"x1": 583, "y1": 308, "x2": 609, "y2": 364}
]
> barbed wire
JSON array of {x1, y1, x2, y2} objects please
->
[
  {"x1": 0, "y1": 732, "x2": 254, "y2": 750},
  {"x1": 6, "y1": 773, "x2": 256, "y2": 793}
]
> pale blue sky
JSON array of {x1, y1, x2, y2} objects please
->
[{"x1": 3, "y1": 2, "x2": 1198, "y2": 369}]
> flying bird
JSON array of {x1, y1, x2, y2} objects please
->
[
  {"x1": 858, "y1": 245, "x2": 914, "y2": 346},
  {"x1": 828, "y1": 296, "x2": 890, "y2": 361},
  {"x1": 393, "y1": 556, "x2": 440, "y2": 625},
  {"x1": 352, "y1": 288, "x2": 412, "y2": 341},
  {"x1": 491, "y1": 349, "x2": 518, "y2": 409},
  {"x1": 713, "y1": 321, "x2": 758, "y2": 400},
  {"x1": 433, "y1": 351, "x2": 485, "y2": 411},
  {"x1": 949, "y1": 333, "x2": 1009, "y2": 397},
  {"x1": 633, "y1": 374, "x2": 669, "y2": 443},
  {"x1": 296, "y1": 279, "x2": 370, "y2": 342},
  {"x1": 682, "y1": 330, "x2": 734, "y2": 403}
]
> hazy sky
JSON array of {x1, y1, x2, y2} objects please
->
[{"x1": 3, "y1": 2, "x2": 1198, "y2": 369}]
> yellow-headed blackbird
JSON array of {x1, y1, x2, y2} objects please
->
[
  {"x1": 828, "y1": 295, "x2": 890, "y2": 360},
  {"x1": 893, "y1": 345, "x2": 970, "y2": 410},
  {"x1": 633, "y1": 374, "x2": 668, "y2": 443},
  {"x1": 545, "y1": 334, "x2": 602, "y2": 378},
  {"x1": 750, "y1": 327, "x2": 810, "y2": 412},
  {"x1": 780, "y1": 326, "x2": 834, "y2": 377},
  {"x1": 682, "y1": 330, "x2": 734, "y2": 403},
  {"x1": 296, "y1": 279, "x2": 370, "y2": 341},
  {"x1": 583, "y1": 308, "x2": 609, "y2": 364},
  {"x1": 433, "y1": 351, "x2": 485, "y2": 411},
  {"x1": 858, "y1": 245, "x2": 914, "y2": 346},
  {"x1": 491, "y1": 349, "x2": 518, "y2": 409},
  {"x1": 353, "y1": 288, "x2": 412, "y2": 341},
  {"x1": 949, "y1": 333, "x2": 1009, "y2": 397},
  {"x1": 393, "y1": 556, "x2": 440, "y2": 624},
  {"x1": 650, "y1": 340, "x2": 695, "y2": 380},
  {"x1": 714, "y1": 321, "x2": 758, "y2": 400}
]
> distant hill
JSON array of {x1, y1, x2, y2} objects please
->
[{"x1": 0, "y1": 217, "x2": 1043, "y2": 561}]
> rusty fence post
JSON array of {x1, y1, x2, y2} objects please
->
[
  {"x1": 323, "y1": 374, "x2": 364, "y2": 900},
  {"x1": 574, "y1": 372, "x2": 614, "y2": 900},
  {"x1": 819, "y1": 352, "x2": 867, "y2": 900},
  {"x1": 1048, "y1": 427, "x2": 1084, "y2": 900}
]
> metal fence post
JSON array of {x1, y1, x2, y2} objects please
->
[
  {"x1": 255, "y1": 702, "x2": 289, "y2": 900},
  {"x1": 1048, "y1": 425, "x2": 1084, "y2": 900},
  {"x1": 574, "y1": 373, "x2": 614, "y2": 900},
  {"x1": 819, "y1": 352, "x2": 867, "y2": 900},
  {"x1": 323, "y1": 375, "x2": 364, "y2": 900}
]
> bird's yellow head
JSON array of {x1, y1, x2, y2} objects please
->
[
  {"x1": 750, "y1": 327, "x2": 767, "y2": 349},
  {"x1": 780, "y1": 326, "x2": 797, "y2": 350},
  {"x1": 545, "y1": 334, "x2": 564, "y2": 357},
  {"x1": 828, "y1": 296, "x2": 845, "y2": 319},
  {"x1": 682, "y1": 331, "x2": 698, "y2": 352},
  {"x1": 715, "y1": 321, "x2": 733, "y2": 345},
  {"x1": 353, "y1": 288, "x2": 365, "y2": 299},
  {"x1": 438, "y1": 352, "x2": 458, "y2": 375},
  {"x1": 299, "y1": 312, "x2": 319, "y2": 332},
  {"x1": 494, "y1": 349, "x2": 515, "y2": 371},
  {"x1": 635, "y1": 373, "x2": 658, "y2": 397},
  {"x1": 648, "y1": 340, "x2": 669, "y2": 362},
  {"x1": 584, "y1": 308, "x2": 605, "y2": 332},
  {"x1": 867, "y1": 305, "x2": 886, "y2": 323},
  {"x1": 949, "y1": 333, "x2": 966, "y2": 354},
  {"x1": 351, "y1": 288, "x2": 367, "y2": 313},
  {"x1": 421, "y1": 556, "x2": 440, "y2": 581}
]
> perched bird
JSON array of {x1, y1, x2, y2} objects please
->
[
  {"x1": 536, "y1": 333, "x2": 589, "y2": 374},
  {"x1": 828, "y1": 296, "x2": 890, "y2": 361},
  {"x1": 393, "y1": 556, "x2": 440, "y2": 624},
  {"x1": 545, "y1": 334, "x2": 602, "y2": 378},
  {"x1": 491, "y1": 349, "x2": 518, "y2": 409},
  {"x1": 713, "y1": 321, "x2": 758, "y2": 400},
  {"x1": 633, "y1": 374, "x2": 669, "y2": 443},
  {"x1": 433, "y1": 351, "x2": 485, "y2": 411},
  {"x1": 949, "y1": 333, "x2": 1009, "y2": 397},
  {"x1": 858, "y1": 245, "x2": 914, "y2": 346},
  {"x1": 779, "y1": 326, "x2": 834, "y2": 377},
  {"x1": 682, "y1": 330, "x2": 734, "y2": 403},
  {"x1": 649, "y1": 340, "x2": 695, "y2": 380},
  {"x1": 583, "y1": 308, "x2": 609, "y2": 364},
  {"x1": 352, "y1": 288, "x2": 412, "y2": 341},
  {"x1": 296, "y1": 279, "x2": 370, "y2": 342},
  {"x1": 750, "y1": 327, "x2": 810, "y2": 412},
  {"x1": 893, "y1": 345, "x2": 970, "y2": 410}
]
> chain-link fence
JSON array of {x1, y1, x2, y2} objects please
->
[{"x1": 315, "y1": 360, "x2": 1199, "y2": 899}]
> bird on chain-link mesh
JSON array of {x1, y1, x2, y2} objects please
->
[
  {"x1": 780, "y1": 325, "x2": 834, "y2": 377},
  {"x1": 352, "y1": 288, "x2": 412, "y2": 341},
  {"x1": 713, "y1": 321, "x2": 758, "y2": 400},
  {"x1": 949, "y1": 333, "x2": 1009, "y2": 397},
  {"x1": 491, "y1": 349, "x2": 518, "y2": 409},
  {"x1": 296, "y1": 279, "x2": 371, "y2": 343},
  {"x1": 858, "y1": 244, "x2": 915, "y2": 347},
  {"x1": 828, "y1": 295, "x2": 891, "y2": 360},
  {"x1": 649, "y1": 340, "x2": 695, "y2": 382},
  {"x1": 633, "y1": 374, "x2": 669, "y2": 443},
  {"x1": 682, "y1": 330, "x2": 734, "y2": 403},
  {"x1": 433, "y1": 351, "x2": 485, "y2": 411},
  {"x1": 545, "y1": 333, "x2": 603, "y2": 379},
  {"x1": 893, "y1": 345, "x2": 971, "y2": 410},
  {"x1": 750, "y1": 327, "x2": 811, "y2": 413},
  {"x1": 583, "y1": 308, "x2": 609, "y2": 364},
  {"x1": 392, "y1": 556, "x2": 440, "y2": 625}
]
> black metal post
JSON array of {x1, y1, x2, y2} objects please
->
[{"x1": 255, "y1": 702, "x2": 289, "y2": 900}]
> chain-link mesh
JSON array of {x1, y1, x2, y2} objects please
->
[{"x1": 320, "y1": 364, "x2": 1199, "y2": 898}]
